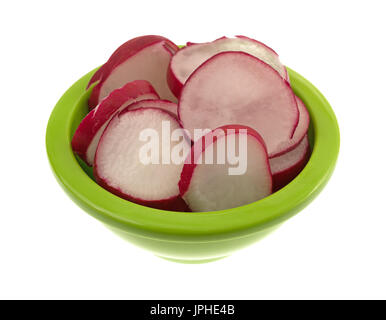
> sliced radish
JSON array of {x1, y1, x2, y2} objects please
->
[
  {"x1": 168, "y1": 36, "x2": 287, "y2": 97},
  {"x1": 178, "y1": 51, "x2": 299, "y2": 157},
  {"x1": 125, "y1": 99, "x2": 178, "y2": 117},
  {"x1": 87, "y1": 35, "x2": 179, "y2": 109},
  {"x1": 271, "y1": 96, "x2": 310, "y2": 157},
  {"x1": 72, "y1": 80, "x2": 159, "y2": 166},
  {"x1": 179, "y1": 125, "x2": 272, "y2": 212},
  {"x1": 94, "y1": 107, "x2": 191, "y2": 211},
  {"x1": 269, "y1": 135, "x2": 310, "y2": 191}
]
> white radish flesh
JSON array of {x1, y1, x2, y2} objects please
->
[
  {"x1": 179, "y1": 125, "x2": 272, "y2": 212},
  {"x1": 178, "y1": 51, "x2": 299, "y2": 157},
  {"x1": 88, "y1": 35, "x2": 179, "y2": 109},
  {"x1": 94, "y1": 107, "x2": 190, "y2": 210},
  {"x1": 168, "y1": 36, "x2": 287, "y2": 97}
]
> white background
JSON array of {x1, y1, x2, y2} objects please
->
[{"x1": 1, "y1": 0, "x2": 385, "y2": 299}]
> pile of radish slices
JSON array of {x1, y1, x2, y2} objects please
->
[{"x1": 72, "y1": 35, "x2": 310, "y2": 212}]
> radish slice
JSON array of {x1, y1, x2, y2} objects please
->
[
  {"x1": 125, "y1": 99, "x2": 178, "y2": 117},
  {"x1": 179, "y1": 125, "x2": 272, "y2": 212},
  {"x1": 269, "y1": 135, "x2": 310, "y2": 191},
  {"x1": 87, "y1": 35, "x2": 179, "y2": 109},
  {"x1": 72, "y1": 80, "x2": 159, "y2": 166},
  {"x1": 178, "y1": 51, "x2": 299, "y2": 157},
  {"x1": 271, "y1": 96, "x2": 310, "y2": 157},
  {"x1": 94, "y1": 107, "x2": 191, "y2": 210},
  {"x1": 168, "y1": 36, "x2": 287, "y2": 97}
]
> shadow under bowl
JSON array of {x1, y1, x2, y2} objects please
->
[{"x1": 46, "y1": 67, "x2": 339, "y2": 263}]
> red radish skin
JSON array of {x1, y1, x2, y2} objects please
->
[
  {"x1": 95, "y1": 176, "x2": 190, "y2": 211},
  {"x1": 179, "y1": 125, "x2": 272, "y2": 212},
  {"x1": 178, "y1": 51, "x2": 299, "y2": 157},
  {"x1": 87, "y1": 66, "x2": 104, "y2": 89},
  {"x1": 125, "y1": 99, "x2": 178, "y2": 117},
  {"x1": 271, "y1": 96, "x2": 310, "y2": 157},
  {"x1": 168, "y1": 36, "x2": 288, "y2": 98},
  {"x1": 94, "y1": 107, "x2": 191, "y2": 211},
  {"x1": 87, "y1": 35, "x2": 175, "y2": 89},
  {"x1": 72, "y1": 80, "x2": 159, "y2": 166},
  {"x1": 269, "y1": 135, "x2": 310, "y2": 191},
  {"x1": 167, "y1": 63, "x2": 183, "y2": 100},
  {"x1": 88, "y1": 35, "x2": 179, "y2": 109}
]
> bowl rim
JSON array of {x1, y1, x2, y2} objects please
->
[{"x1": 46, "y1": 67, "x2": 340, "y2": 240}]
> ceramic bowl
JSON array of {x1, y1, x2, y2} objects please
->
[{"x1": 46, "y1": 67, "x2": 339, "y2": 263}]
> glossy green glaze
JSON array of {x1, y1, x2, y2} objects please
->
[{"x1": 46, "y1": 67, "x2": 339, "y2": 262}]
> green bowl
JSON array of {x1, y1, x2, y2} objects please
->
[{"x1": 46, "y1": 67, "x2": 339, "y2": 263}]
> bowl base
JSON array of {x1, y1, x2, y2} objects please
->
[{"x1": 157, "y1": 255, "x2": 227, "y2": 264}]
